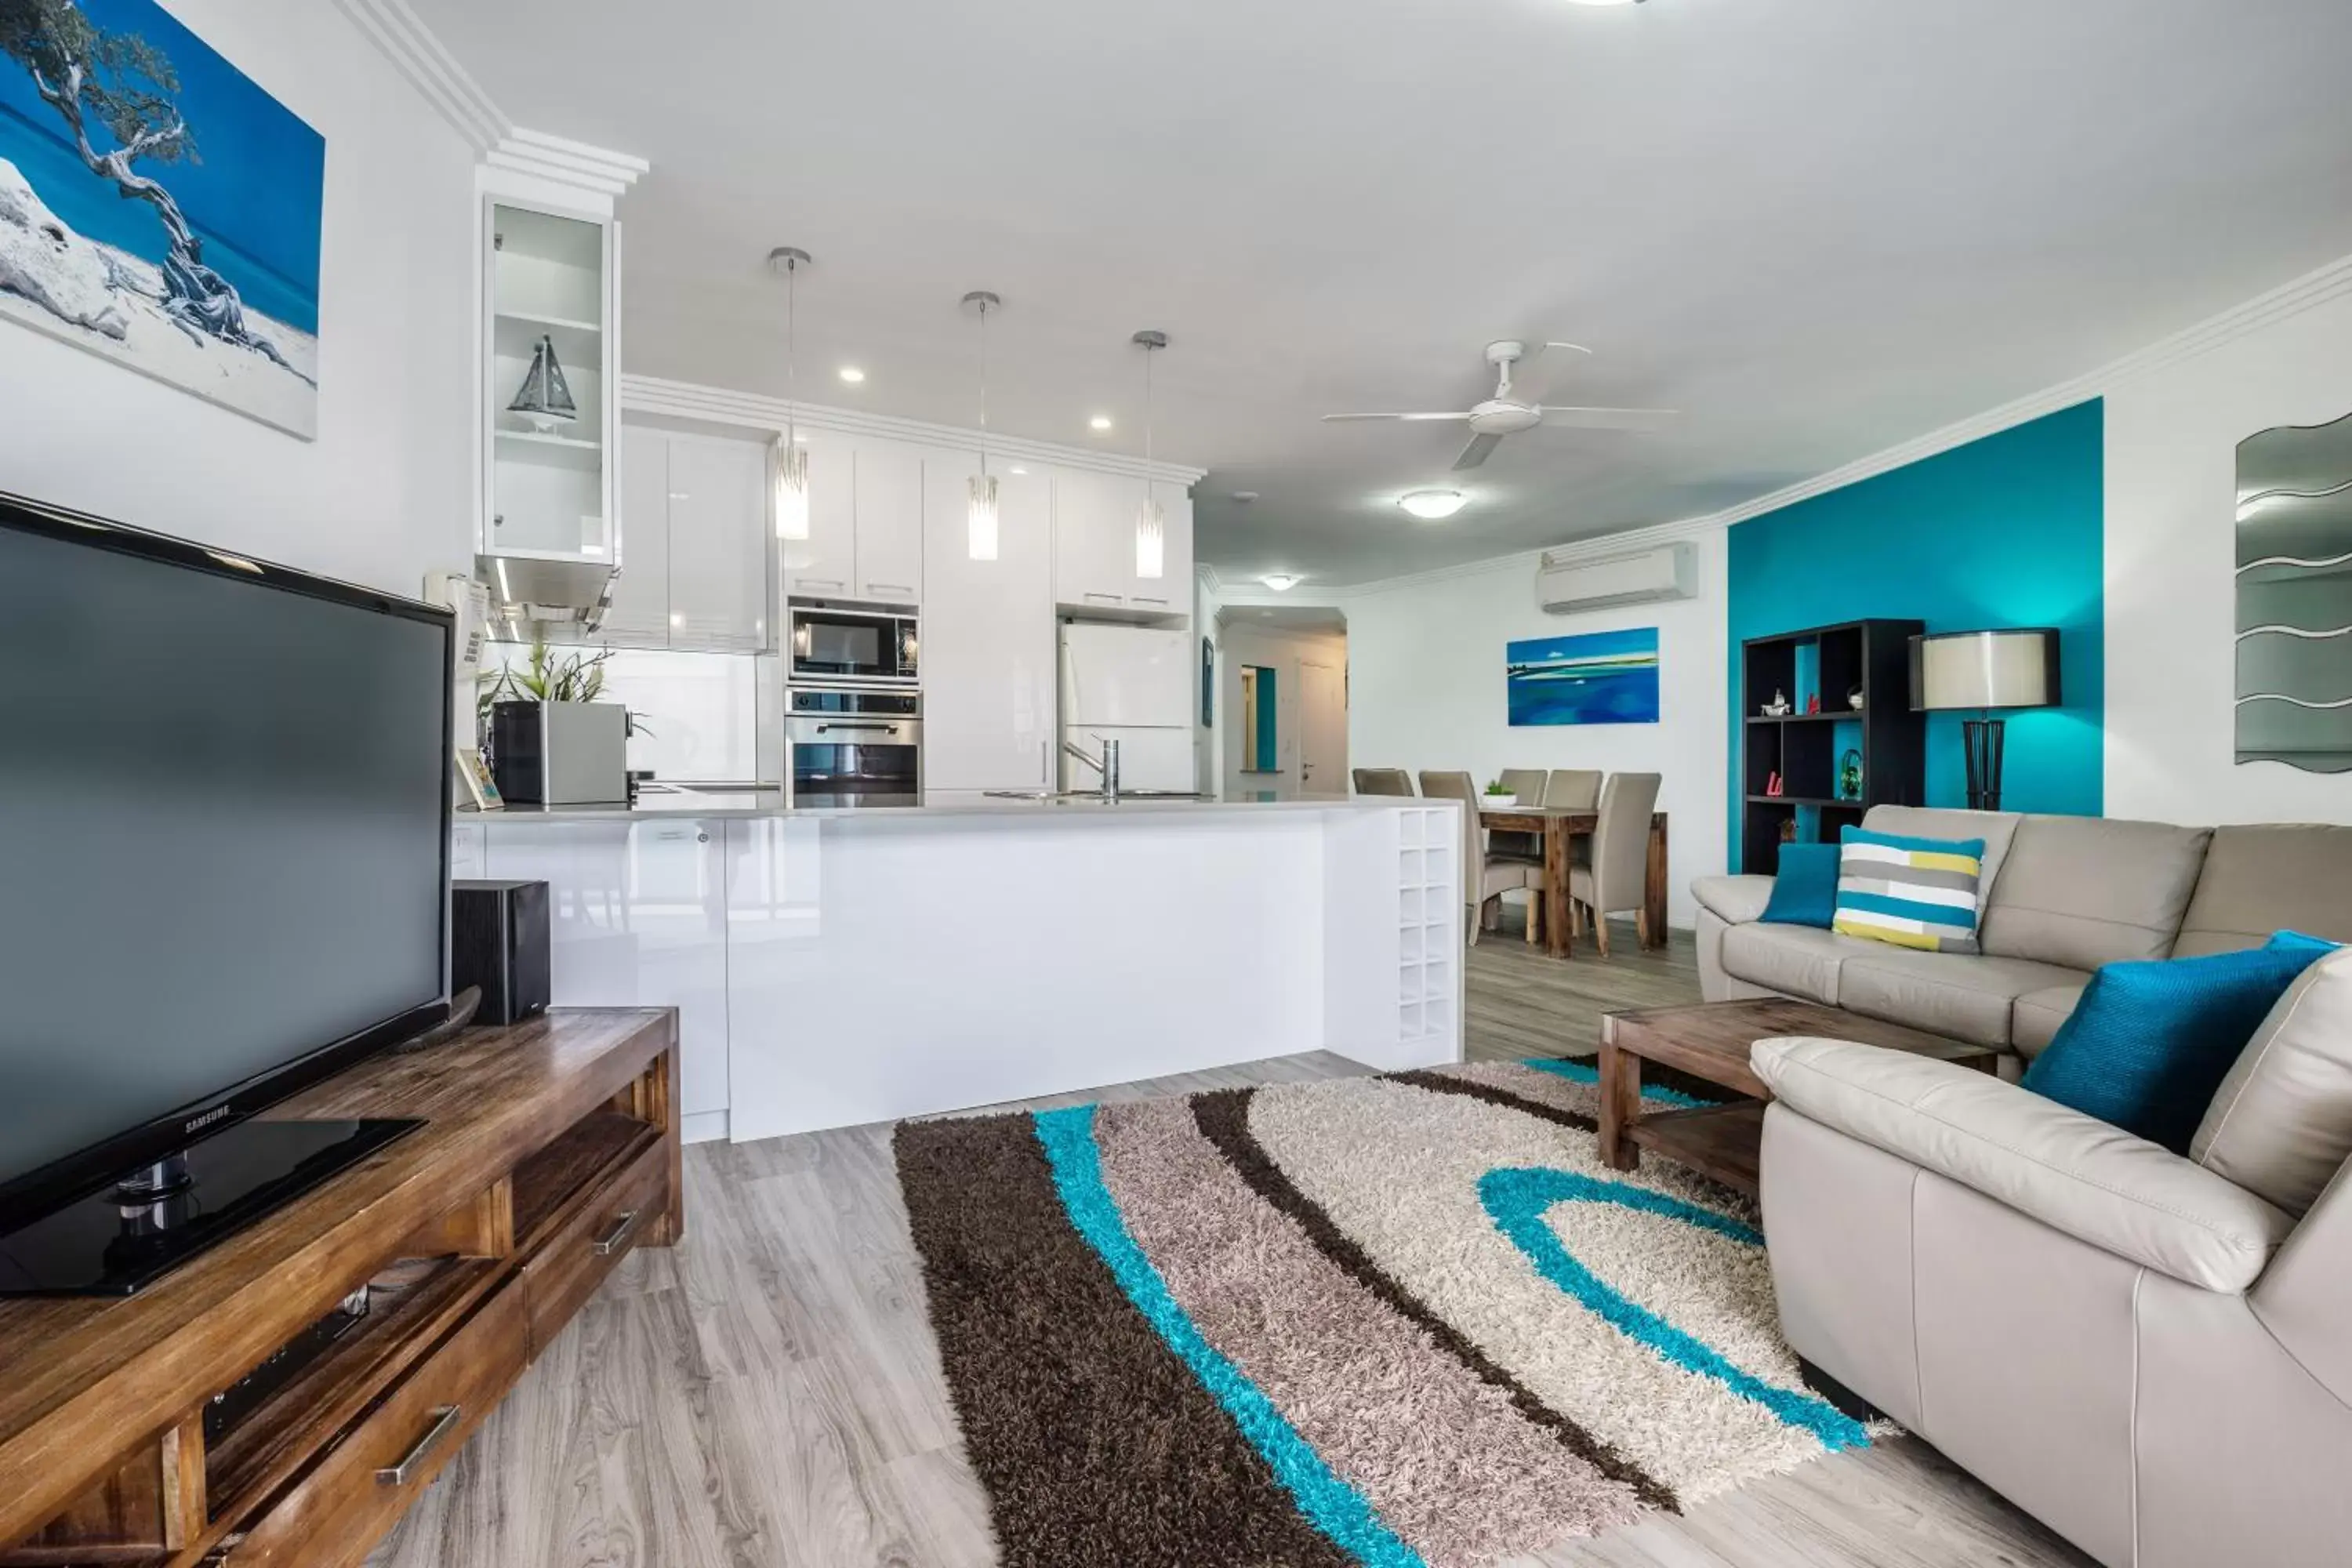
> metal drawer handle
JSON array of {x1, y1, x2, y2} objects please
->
[
  {"x1": 376, "y1": 1405, "x2": 461, "y2": 1486},
  {"x1": 866, "y1": 583, "x2": 914, "y2": 596},
  {"x1": 592, "y1": 1209, "x2": 642, "y2": 1257}
]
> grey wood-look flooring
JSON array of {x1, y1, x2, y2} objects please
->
[{"x1": 369, "y1": 918, "x2": 2093, "y2": 1568}]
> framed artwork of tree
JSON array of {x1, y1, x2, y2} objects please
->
[{"x1": 1, "y1": 0, "x2": 324, "y2": 437}]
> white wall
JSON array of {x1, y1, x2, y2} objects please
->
[
  {"x1": 1342, "y1": 528, "x2": 1729, "y2": 928},
  {"x1": 2106, "y1": 286, "x2": 2352, "y2": 826},
  {"x1": 1220, "y1": 619, "x2": 1348, "y2": 799},
  {"x1": 0, "y1": 0, "x2": 477, "y2": 598}
]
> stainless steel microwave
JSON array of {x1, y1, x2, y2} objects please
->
[{"x1": 788, "y1": 601, "x2": 918, "y2": 687}]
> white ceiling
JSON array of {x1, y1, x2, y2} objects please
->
[{"x1": 413, "y1": 0, "x2": 2352, "y2": 587}]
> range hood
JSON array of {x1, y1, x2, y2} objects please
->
[{"x1": 476, "y1": 552, "x2": 617, "y2": 633}]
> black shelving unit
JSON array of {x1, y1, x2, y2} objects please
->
[{"x1": 1740, "y1": 617, "x2": 1926, "y2": 874}]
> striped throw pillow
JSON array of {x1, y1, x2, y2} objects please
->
[{"x1": 1833, "y1": 826, "x2": 1987, "y2": 953}]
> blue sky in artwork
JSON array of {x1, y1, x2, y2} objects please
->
[
  {"x1": 0, "y1": 0, "x2": 324, "y2": 332},
  {"x1": 1507, "y1": 626, "x2": 1659, "y2": 667}
]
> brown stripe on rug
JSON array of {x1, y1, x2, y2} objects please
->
[
  {"x1": 1387, "y1": 1069, "x2": 1601, "y2": 1134},
  {"x1": 1192, "y1": 1089, "x2": 1678, "y2": 1514},
  {"x1": 891, "y1": 1112, "x2": 1354, "y2": 1568}
]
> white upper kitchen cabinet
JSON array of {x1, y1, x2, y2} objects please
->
[
  {"x1": 1051, "y1": 466, "x2": 1148, "y2": 612},
  {"x1": 779, "y1": 426, "x2": 857, "y2": 597},
  {"x1": 604, "y1": 424, "x2": 673, "y2": 646},
  {"x1": 665, "y1": 432, "x2": 771, "y2": 651},
  {"x1": 851, "y1": 438, "x2": 925, "y2": 604},
  {"x1": 923, "y1": 455, "x2": 1055, "y2": 791}
]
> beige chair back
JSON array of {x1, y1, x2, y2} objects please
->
[
  {"x1": 1417, "y1": 771, "x2": 1483, "y2": 906},
  {"x1": 1544, "y1": 769, "x2": 1603, "y2": 810},
  {"x1": 1499, "y1": 768, "x2": 1547, "y2": 802},
  {"x1": 1493, "y1": 770, "x2": 1548, "y2": 860},
  {"x1": 1588, "y1": 771, "x2": 1662, "y2": 914},
  {"x1": 1353, "y1": 768, "x2": 1414, "y2": 797}
]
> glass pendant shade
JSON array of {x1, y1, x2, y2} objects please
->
[
  {"x1": 1134, "y1": 492, "x2": 1165, "y2": 579},
  {"x1": 774, "y1": 437, "x2": 811, "y2": 540},
  {"x1": 967, "y1": 471, "x2": 1000, "y2": 561}
]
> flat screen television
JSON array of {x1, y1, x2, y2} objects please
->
[{"x1": 0, "y1": 493, "x2": 452, "y2": 1294}]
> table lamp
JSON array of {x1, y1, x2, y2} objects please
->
[{"x1": 1909, "y1": 629, "x2": 2060, "y2": 811}]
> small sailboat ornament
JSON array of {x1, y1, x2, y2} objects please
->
[{"x1": 508, "y1": 334, "x2": 579, "y2": 430}]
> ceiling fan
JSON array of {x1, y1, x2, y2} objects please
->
[{"x1": 1322, "y1": 340, "x2": 1675, "y2": 470}]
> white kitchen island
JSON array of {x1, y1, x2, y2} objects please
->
[{"x1": 451, "y1": 793, "x2": 1465, "y2": 1142}]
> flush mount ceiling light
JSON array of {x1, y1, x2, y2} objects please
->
[
  {"x1": 837, "y1": 365, "x2": 866, "y2": 383},
  {"x1": 1562, "y1": 0, "x2": 1642, "y2": 6},
  {"x1": 767, "y1": 247, "x2": 812, "y2": 541},
  {"x1": 1231, "y1": 490, "x2": 1260, "y2": 503},
  {"x1": 1133, "y1": 329, "x2": 1168, "y2": 579},
  {"x1": 1261, "y1": 573, "x2": 1301, "y2": 592},
  {"x1": 1399, "y1": 489, "x2": 1467, "y2": 520},
  {"x1": 964, "y1": 290, "x2": 1002, "y2": 561},
  {"x1": 1089, "y1": 414, "x2": 1113, "y2": 432}
]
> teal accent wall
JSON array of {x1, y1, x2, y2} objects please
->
[{"x1": 1726, "y1": 400, "x2": 2105, "y2": 870}]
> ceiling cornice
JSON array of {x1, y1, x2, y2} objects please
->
[
  {"x1": 622, "y1": 374, "x2": 1210, "y2": 487},
  {"x1": 334, "y1": 0, "x2": 506, "y2": 151},
  {"x1": 1327, "y1": 246, "x2": 2352, "y2": 598},
  {"x1": 338, "y1": 1, "x2": 648, "y2": 198}
]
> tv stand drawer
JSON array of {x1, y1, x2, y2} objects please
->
[
  {"x1": 519, "y1": 1134, "x2": 667, "y2": 1356},
  {"x1": 216, "y1": 1280, "x2": 528, "y2": 1567}
]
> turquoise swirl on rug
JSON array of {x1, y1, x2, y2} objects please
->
[{"x1": 893, "y1": 1058, "x2": 1874, "y2": 1568}]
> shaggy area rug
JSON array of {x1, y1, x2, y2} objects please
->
[{"x1": 893, "y1": 1058, "x2": 1871, "y2": 1568}]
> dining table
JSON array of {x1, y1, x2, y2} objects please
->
[{"x1": 1475, "y1": 803, "x2": 1669, "y2": 959}]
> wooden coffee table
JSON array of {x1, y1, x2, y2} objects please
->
[{"x1": 1597, "y1": 997, "x2": 2000, "y2": 1197}]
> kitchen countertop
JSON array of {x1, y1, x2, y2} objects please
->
[{"x1": 459, "y1": 786, "x2": 1440, "y2": 825}]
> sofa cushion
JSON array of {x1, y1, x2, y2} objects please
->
[
  {"x1": 1862, "y1": 805, "x2": 2022, "y2": 901},
  {"x1": 2192, "y1": 948, "x2": 2352, "y2": 1215},
  {"x1": 1834, "y1": 826, "x2": 1987, "y2": 953},
  {"x1": 1720, "y1": 922, "x2": 1882, "y2": 1005},
  {"x1": 2011, "y1": 983, "x2": 2085, "y2": 1059},
  {"x1": 2021, "y1": 935, "x2": 2336, "y2": 1153},
  {"x1": 1762, "y1": 842, "x2": 1840, "y2": 928},
  {"x1": 2172, "y1": 824, "x2": 2352, "y2": 957},
  {"x1": 1751, "y1": 1036, "x2": 2295, "y2": 1292},
  {"x1": 1838, "y1": 948, "x2": 2089, "y2": 1048},
  {"x1": 1692, "y1": 873, "x2": 1775, "y2": 927},
  {"x1": 1978, "y1": 815, "x2": 2212, "y2": 971}
]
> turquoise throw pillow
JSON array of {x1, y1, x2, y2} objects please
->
[
  {"x1": 2023, "y1": 933, "x2": 2339, "y2": 1152},
  {"x1": 1761, "y1": 842, "x2": 1839, "y2": 929}
]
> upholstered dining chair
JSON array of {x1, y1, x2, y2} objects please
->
[
  {"x1": 1541, "y1": 769, "x2": 1602, "y2": 810},
  {"x1": 1566, "y1": 771, "x2": 1661, "y2": 957},
  {"x1": 1490, "y1": 768, "x2": 1549, "y2": 866},
  {"x1": 1352, "y1": 768, "x2": 1414, "y2": 797},
  {"x1": 1417, "y1": 771, "x2": 1528, "y2": 946}
]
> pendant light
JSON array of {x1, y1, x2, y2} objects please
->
[
  {"x1": 768, "y1": 246, "x2": 812, "y2": 541},
  {"x1": 1132, "y1": 330, "x2": 1167, "y2": 579},
  {"x1": 964, "y1": 291, "x2": 1002, "y2": 561}
]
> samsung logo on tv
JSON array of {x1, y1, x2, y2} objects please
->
[{"x1": 183, "y1": 1105, "x2": 234, "y2": 1136}]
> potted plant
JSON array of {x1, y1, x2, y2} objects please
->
[
  {"x1": 1483, "y1": 778, "x2": 1517, "y2": 808},
  {"x1": 478, "y1": 641, "x2": 644, "y2": 804}
]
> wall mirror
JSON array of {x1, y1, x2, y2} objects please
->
[{"x1": 2238, "y1": 408, "x2": 2352, "y2": 771}]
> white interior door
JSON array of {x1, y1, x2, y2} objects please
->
[{"x1": 1298, "y1": 658, "x2": 1347, "y2": 796}]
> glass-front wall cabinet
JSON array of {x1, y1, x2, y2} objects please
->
[{"x1": 485, "y1": 201, "x2": 613, "y2": 562}]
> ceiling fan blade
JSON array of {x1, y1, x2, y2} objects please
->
[
  {"x1": 1538, "y1": 406, "x2": 1679, "y2": 430},
  {"x1": 1539, "y1": 341, "x2": 1593, "y2": 357},
  {"x1": 1452, "y1": 432, "x2": 1503, "y2": 470},
  {"x1": 1320, "y1": 411, "x2": 1474, "y2": 423}
]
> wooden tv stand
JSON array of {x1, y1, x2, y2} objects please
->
[{"x1": 0, "y1": 1008, "x2": 682, "y2": 1568}]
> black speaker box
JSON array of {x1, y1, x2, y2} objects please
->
[{"x1": 451, "y1": 879, "x2": 550, "y2": 1026}]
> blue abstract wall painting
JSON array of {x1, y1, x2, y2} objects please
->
[
  {"x1": 0, "y1": 0, "x2": 324, "y2": 437},
  {"x1": 1507, "y1": 627, "x2": 1661, "y2": 727}
]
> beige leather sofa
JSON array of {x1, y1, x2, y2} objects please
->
[
  {"x1": 1692, "y1": 805, "x2": 2352, "y2": 1069},
  {"x1": 1698, "y1": 809, "x2": 2352, "y2": 1566}
]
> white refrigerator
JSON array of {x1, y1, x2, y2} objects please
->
[{"x1": 1059, "y1": 623, "x2": 1197, "y2": 792}]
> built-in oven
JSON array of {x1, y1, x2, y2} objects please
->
[
  {"x1": 787, "y1": 687, "x2": 921, "y2": 807},
  {"x1": 788, "y1": 601, "x2": 918, "y2": 688}
]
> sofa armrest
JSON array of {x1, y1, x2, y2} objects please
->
[
  {"x1": 1693, "y1": 873, "x2": 1775, "y2": 927},
  {"x1": 2252, "y1": 1156, "x2": 2352, "y2": 1406},
  {"x1": 1752, "y1": 1036, "x2": 2295, "y2": 1292}
]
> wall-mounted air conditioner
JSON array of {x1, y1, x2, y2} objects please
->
[{"x1": 1536, "y1": 541, "x2": 1697, "y2": 615}]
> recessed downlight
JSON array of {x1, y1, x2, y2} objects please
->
[
  {"x1": 837, "y1": 365, "x2": 866, "y2": 383},
  {"x1": 1089, "y1": 414, "x2": 1113, "y2": 432},
  {"x1": 1399, "y1": 489, "x2": 1466, "y2": 520},
  {"x1": 1261, "y1": 574, "x2": 1301, "y2": 592}
]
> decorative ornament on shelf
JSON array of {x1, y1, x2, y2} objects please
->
[
  {"x1": 1779, "y1": 816, "x2": 1799, "y2": 844},
  {"x1": 1765, "y1": 771, "x2": 1784, "y2": 797},
  {"x1": 1838, "y1": 748, "x2": 1864, "y2": 801},
  {"x1": 1806, "y1": 692, "x2": 1820, "y2": 715},
  {"x1": 508, "y1": 334, "x2": 578, "y2": 430},
  {"x1": 1848, "y1": 686, "x2": 1865, "y2": 710},
  {"x1": 1762, "y1": 689, "x2": 1792, "y2": 717}
]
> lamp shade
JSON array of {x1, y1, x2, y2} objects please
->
[{"x1": 1910, "y1": 628, "x2": 2060, "y2": 711}]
